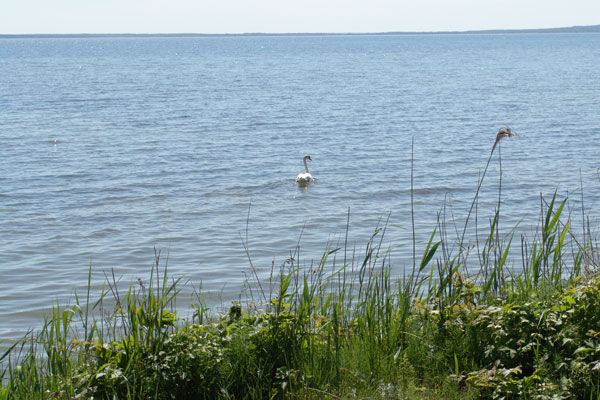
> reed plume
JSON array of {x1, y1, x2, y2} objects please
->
[
  {"x1": 492, "y1": 126, "x2": 517, "y2": 152},
  {"x1": 460, "y1": 126, "x2": 518, "y2": 248}
]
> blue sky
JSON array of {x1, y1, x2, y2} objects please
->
[{"x1": 1, "y1": 0, "x2": 599, "y2": 34}]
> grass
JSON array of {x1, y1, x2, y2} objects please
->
[{"x1": 2, "y1": 128, "x2": 600, "y2": 399}]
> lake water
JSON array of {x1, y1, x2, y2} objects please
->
[{"x1": 1, "y1": 33, "x2": 599, "y2": 342}]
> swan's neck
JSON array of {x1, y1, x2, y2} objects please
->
[{"x1": 303, "y1": 158, "x2": 310, "y2": 173}]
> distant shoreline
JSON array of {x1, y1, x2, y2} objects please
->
[{"x1": 2, "y1": 24, "x2": 600, "y2": 39}]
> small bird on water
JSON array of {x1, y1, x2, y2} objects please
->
[{"x1": 296, "y1": 155, "x2": 314, "y2": 186}]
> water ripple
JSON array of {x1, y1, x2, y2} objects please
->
[{"x1": 1, "y1": 33, "x2": 600, "y2": 344}]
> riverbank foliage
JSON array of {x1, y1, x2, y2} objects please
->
[{"x1": 1, "y1": 190, "x2": 600, "y2": 399}]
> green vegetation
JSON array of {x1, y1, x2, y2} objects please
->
[
  {"x1": 2, "y1": 134, "x2": 599, "y2": 399},
  {"x1": 2, "y1": 191, "x2": 599, "y2": 399}
]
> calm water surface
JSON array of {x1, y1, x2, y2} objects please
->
[{"x1": 1, "y1": 33, "x2": 600, "y2": 341}]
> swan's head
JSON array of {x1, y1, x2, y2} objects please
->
[{"x1": 303, "y1": 155, "x2": 312, "y2": 162}]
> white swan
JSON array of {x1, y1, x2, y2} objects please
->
[{"x1": 296, "y1": 155, "x2": 314, "y2": 185}]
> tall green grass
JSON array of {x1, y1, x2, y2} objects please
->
[{"x1": 1, "y1": 188, "x2": 597, "y2": 399}]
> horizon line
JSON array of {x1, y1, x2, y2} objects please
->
[{"x1": 1, "y1": 24, "x2": 600, "y2": 38}]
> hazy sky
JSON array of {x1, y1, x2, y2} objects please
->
[{"x1": 1, "y1": 0, "x2": 599, "y2": 34}]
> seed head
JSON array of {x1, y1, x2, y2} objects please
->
[{"x1": 492, "y1": 126, "x2": 517, "y2": 152}]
